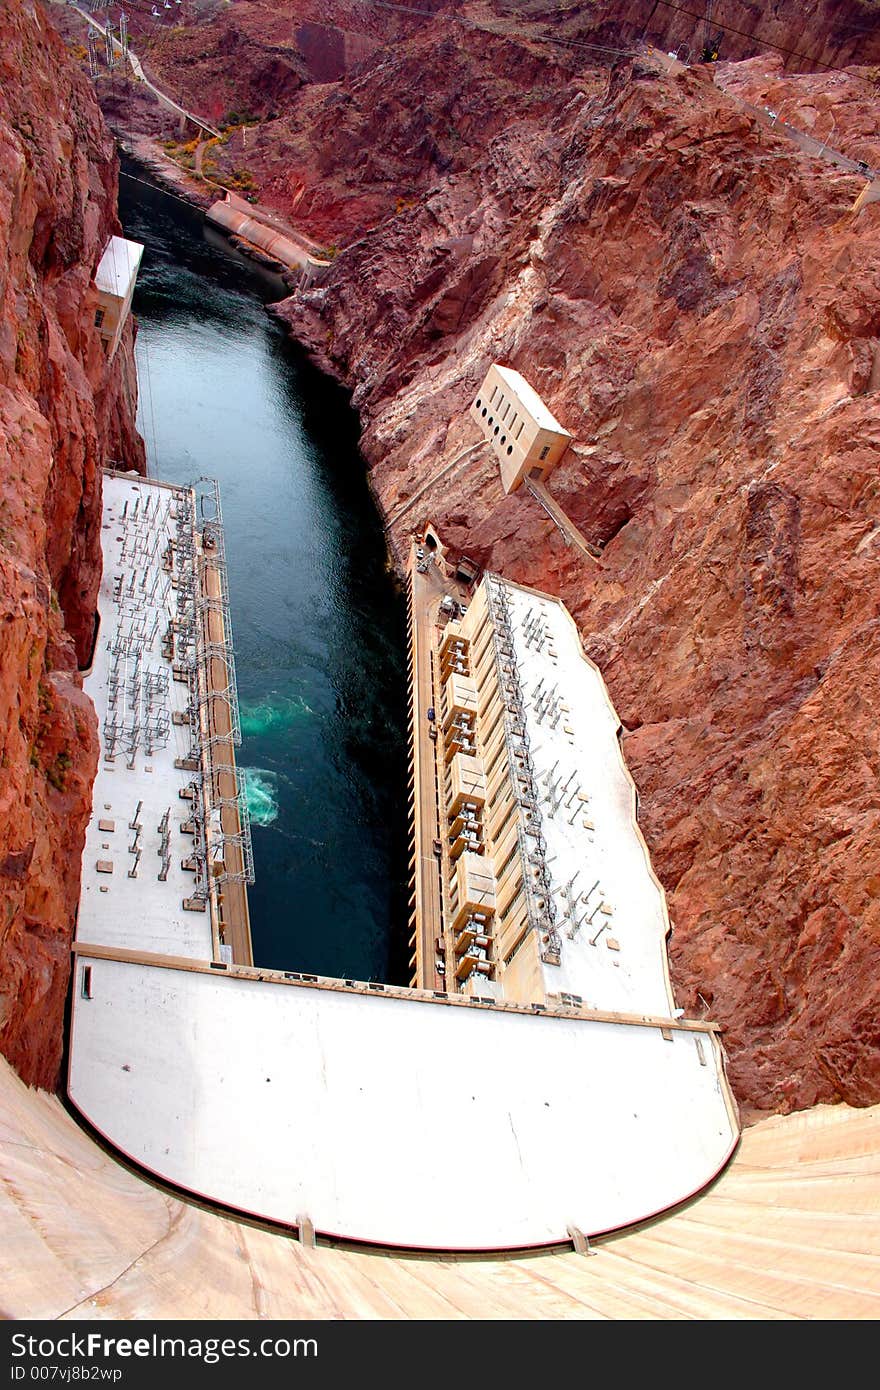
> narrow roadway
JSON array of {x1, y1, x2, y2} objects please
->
[
  {"x1": 200, "y1": 557, "x2": 253, "y2": 966},
  {"x1": 63, "y1": 2, "x2": 221, "y2": 138},
  {"x1": 646, "y1": 44, "x2": 878, "y2": 189}
]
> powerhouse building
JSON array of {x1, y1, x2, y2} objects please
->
[{"x1": 435, "y1": 573, "x2": 676, "y2": 1016}]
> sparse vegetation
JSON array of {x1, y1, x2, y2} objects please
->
[
  {"x1": 46, "y1": 751, "x2": 71, "y2": 793},
  {"x1": 161, "y1": 135, "x2": 201, "y2": 173},
  {"x1": 227, "y1": 167, "x2": 257, "y2": 192},
  {"x1": 221, "y1": 110, "x2": 259, "y2": 129}
]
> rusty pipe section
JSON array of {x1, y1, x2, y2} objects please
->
[{"x1": 206, "y1": 198, "x2": 330, "y2": 283}]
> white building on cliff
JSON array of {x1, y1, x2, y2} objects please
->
[
  {"x1": 470, "y1": 363, "x2": 572, "y2": 494},
  {"x1": 93, "y1": 235, "x2": 144, "y2": 361}
]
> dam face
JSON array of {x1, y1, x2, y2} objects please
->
[{"x1": 120, "y1": 171, "x2": 409, "y2": 984}]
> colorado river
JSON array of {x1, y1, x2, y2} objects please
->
[{"x1": 120, "y1": 171, "x2": 409, "y2": 984}]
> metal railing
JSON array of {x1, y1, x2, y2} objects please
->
[
  {"x1": 485, "y1": 574, "x2": 562, "y2": 964},
  {"x1": 176, "y1": 478, "x2": 252, "y2": 896}
]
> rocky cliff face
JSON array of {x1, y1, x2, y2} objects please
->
[
  {"x1": 0, "y1": 0, "x2": 144, "y2": 1089},
  {"x1": 533, "y1": 0, "x2": 880, "y2": 71},
  {"x1": 277, "y1": 36, "x2": 880, "y2": 1116},
  {"x1": 79, "y1": 0, "x2": 880, "y2": 244}
]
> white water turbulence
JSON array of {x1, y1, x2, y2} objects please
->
[
  {"x1": 242, "y1": 768, "x2": 281, "y2": 827},
  {"x1": 240, "y1": 694, "x2": 313, "y2": 738}
]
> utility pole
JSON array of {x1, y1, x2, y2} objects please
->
[
  {"x1": 87, "y1": 26, "x2": 99, "y2": 79},
  {"x1": 104, "y1": 16, "x2": 117, "y2": 69}
]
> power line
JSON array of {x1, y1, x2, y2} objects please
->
[
  {"x1": 652, "y1": 0, "x2": 880, "y2": 77},
  {"x1": 364, "y1": 0, "x2": 644, "y2": 62},
  {"x1": 350, "y1": 0, "x2": 880, "y2": 92},
  {"x1": 368, "y1": 0, "x2": 437, "y2": 16},
  {"x1": 363, "y1": 3, "x2": 879, "y2": 177}
]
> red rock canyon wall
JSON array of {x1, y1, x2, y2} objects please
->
[{"x1": 0, "y1": 0, "x2": 144, "y2": 1089}]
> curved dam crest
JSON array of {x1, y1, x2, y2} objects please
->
[{"x1": 68, "y1": 466, "x2": 737, "y2": 1248}]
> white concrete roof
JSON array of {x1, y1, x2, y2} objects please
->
[
  {"x1": 496, "y1": 577, "x2": 674, "y2": 1014},
  {"x1": 78, "y1": 476, "x2": 213, "y2": 961},
  {"x1": 69, "y1": 957, "x2": 737, "y2": 1250},
  {"x1": 95, "y1": 236, "x2": 144, "y2": 299},
  {"x1": 493, "y1": 365, "x2": 570, "y2": 436}
]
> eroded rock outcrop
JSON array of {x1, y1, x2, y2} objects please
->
[
  {"x1": 279, "y1": 47, "x2": 880, "y2": 1117},
  {"x1": 66, "y1": 0, "x2": 880, "y2": 239},
  {"x1": 0, "y1": 0, "x2": 144, "y2": 1089}
]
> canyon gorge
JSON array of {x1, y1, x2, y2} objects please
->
[{"x1": 2, "y1": 0, "x2": 879, "y2": 1122}]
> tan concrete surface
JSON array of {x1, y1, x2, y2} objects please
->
[
  {"x1": 200, "y1": 552, "x2": 252, "y2": 965},
  {"x1": 2, "y1": 1055, "x2": 877, "y2": 1319}
]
